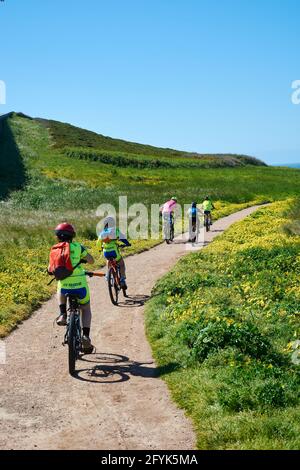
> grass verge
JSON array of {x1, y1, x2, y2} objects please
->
[{"x1": 145, "y1": 200, "x2": 300, "y2": 449}]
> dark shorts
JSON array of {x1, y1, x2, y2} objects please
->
[
  {"x1": 204, "y1": 211, "x2": 211, "y2": 215},
  {"x1": 60, "y1": 287, "x2": 90, "y2": 305},
  {"x1": 104, "y1": 250, "x2": 118, "y2": 260}
]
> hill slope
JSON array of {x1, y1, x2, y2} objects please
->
[{"x1": 37, "y1": 115, "x2": 266, "y2": 167}]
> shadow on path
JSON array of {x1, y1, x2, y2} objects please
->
[{"x1": 74, "y1": 352, "x2": 178, "y2": 384}]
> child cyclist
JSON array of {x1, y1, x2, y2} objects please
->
[
  {"x1": 98, "y1": 216, "x2": 131, "y2": 289},
  {"x1": 49, "y1": 223, "x2": 95, "y2": 354}
]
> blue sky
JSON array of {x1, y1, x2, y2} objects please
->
[{"x1": 0, "y1": 0, "x2": 299, "y2": 164}]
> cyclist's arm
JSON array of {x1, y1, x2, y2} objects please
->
[
  {"x1": 83, "y1": 253, "x2": 94, "y2": 264},
  {"x1": 117, "y1": 229, "x2": 131, "y2": 247},
  {"x1": 118, "y1": 236, "x2": 131, "y2": 247},
  {"x1": 80, "y1": 245, "x2": 94, "y2": 264}
]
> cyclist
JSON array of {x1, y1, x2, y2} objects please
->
[
  {"x1": 202, "y1": 196, "x2": 215, "y2": 226},
  {"x1": 160, "y1": 197, "x2": 177, "y2": 241},
  {"x1": 188, "y1": 202, "x2": 202, "y2": 243},
  {"x1": 50, "y1": 223, "x2": 95, "y2": 354},
  {"x1": 98, "y1": 217, "x2": 131, "y2": 289}
]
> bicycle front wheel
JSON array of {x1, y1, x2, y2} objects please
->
[{"x1": 108, "y1": 267, "x2": 119, "y2": 305}]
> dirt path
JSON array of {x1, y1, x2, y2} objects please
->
[{"x1": 0, "y1": 205, "x2": 263, "y2": 450}]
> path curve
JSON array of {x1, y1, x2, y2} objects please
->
[{"x1": 0, "y1": 205, "x2": 264, "y2": 450}]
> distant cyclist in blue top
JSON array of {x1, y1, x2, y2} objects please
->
[{"x1": 188, "y1": 202, "x2": 202, "y2": 243}]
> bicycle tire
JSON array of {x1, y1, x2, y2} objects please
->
[
  {"x1": 170, "y1": 224, "x2": 174, "y2": 241},
  {"x1": 205, "y1": 215, "x2": 210, "y2": 232},
  {"x1": 108, "y1": 267, "x2": 119, "y2": 305},
  {"x1": 68, "y1": 311, "x2": 77, "y2": 376}
]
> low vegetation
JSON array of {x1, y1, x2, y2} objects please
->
[
  {"x1": 0, "y1": 112, "x2": 299, "y2": 347},
  {"x1": 146, "y1": 200, "x2": 300, "y2": 449}
]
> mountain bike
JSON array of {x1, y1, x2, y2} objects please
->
[
  {"x1": 204, "y1": 211, "x2": 212, "y2": 232},
  {"x1": 163, "y1": 213, "x2": 175, "y2": 244},
  {"x1": 63, "y1": 270, "x2": 104, "y2": 376},
  {"x1": 106, "y1": 245, "x2": 129, "y2": 305},
  {"x1": 189, "y1": 216, "x2": 200, "y2": 243}
]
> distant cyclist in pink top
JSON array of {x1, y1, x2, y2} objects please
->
[
  {"x1": 161, "y1": 196, "x2": 177, "y2": 215},
  {"x1": 160, "y1": 197, "x2": 177, "y2": 243}
]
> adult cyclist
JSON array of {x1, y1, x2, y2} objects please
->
[
  {"x1": 188, "y1": 201, "x2": 202, "y2": 243},
  {"x1": 160, "y1": 197, "x2": 177, "y2": 242},
  {"x1": 202, "y1": 196, "x2": 215, "y2": 228}
]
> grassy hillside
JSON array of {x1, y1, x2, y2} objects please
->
[
  {"x1": 146, "y1": 201, "x2": 300, "y2": 449},
  {"x1": 0, "y1": 112, "x2": 299, "y2": 338},
  {"x1": 38, "y1": 116, "x2": 266, "y2": 167}
]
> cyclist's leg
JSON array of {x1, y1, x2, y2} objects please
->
[
  {"x1": 56, "y1": 291, "x2": 67, "y2": 325},
  {"x1": 196, "y1": 217, "x2": 200, "y2": 242},
  {"x1": 163, "y1": 213, "x2": 169, "y2": 239},
  {"x1": 118, "y1": 258, "x2": 127, "y2": 286},
  {"x1": 169, "y1": 213, "x2": 174, "y2": 240},
  {"x1": 192, "y1": 216, "x2": 197, "y2": 242},
  {"x1": 78, "y1": 288, "x2": 94, "y2": 352},
  {"x1": 80, "y1": 302, "x2": 92, "y2": 332},
  {"x1": 80, "y1": 303, "x2": 94, "y2": 352},
  {"x1": 188, "y1": 217, "x2": 193, "y2": 241}
]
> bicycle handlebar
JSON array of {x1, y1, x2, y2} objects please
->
[{"x1": 85, "y1": 271, "x2": 106, "y2": 278}]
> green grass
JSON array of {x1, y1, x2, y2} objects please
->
[
  {"x1": 145, "y1": 200, "x2": 300, "y2": 449},
  {"x1": 0, "y1": 112, "x2": 300, "y2": 342}
]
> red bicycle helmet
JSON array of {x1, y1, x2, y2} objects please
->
[{"x1": 55, "y1": 222, "x2": 76, "y2": 239}]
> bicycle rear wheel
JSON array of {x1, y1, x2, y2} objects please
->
[
  {"x1": 108, "y1": 267, "x2": 119, "y2": 305},
  {"x1": 205, "y1": 215, "x2": 210, "y2": 232},
  {"x1": 68, "y1": 312, "x2": 77, "y2": 376},
  {"x1": 170, "y1": 223, "x2": 174, "y2": 241}
]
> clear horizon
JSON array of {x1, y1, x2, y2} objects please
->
[{"x1": 1, "y1": 0, "x2": 300, "y2": 165}]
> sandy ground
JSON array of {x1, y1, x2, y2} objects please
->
[{"x1": 0, "y1": 205, "x2": 263, "y2": 450}]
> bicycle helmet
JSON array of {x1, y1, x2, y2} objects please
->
[
  {"x1": 55, "y1": 222, "x2": 76, "y2": 241},
  {"x1": 103, "y1": 216, "x2": 116, "y2": 230},
  {"x1": 171, "y1": 196, "x2": 177, "y2": 201},
  {"x1": 192, "y1": 201, "x2": 197, "y2": 208}
]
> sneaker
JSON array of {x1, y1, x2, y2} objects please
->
[
  {"x1": 56, "y1": 314, "x2": 67, "y2": 326},
  {"x1": 81, "y1": 335, "x2": 94, "y2": 354}
]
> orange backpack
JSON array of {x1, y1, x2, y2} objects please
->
[{"x1": 48, "y1": 242, "x2": 77, "y2": 281}]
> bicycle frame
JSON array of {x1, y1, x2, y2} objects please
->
[
  {"x1": 163, "y1": 213, "x2": 174, "y2": 242},
  {"x1": 62, "y1": 270, "x2": 105, "y2": 376},
  {"x1": 64, "y1": 294, "x2": 82, "y2": 375},
  {"x1": 108, "y1": 258, "x2": 121, "y2": 286}
]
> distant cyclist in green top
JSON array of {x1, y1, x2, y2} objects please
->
[{"x1": 202, "y1": 196, "x2": 215, "y2": 226}]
